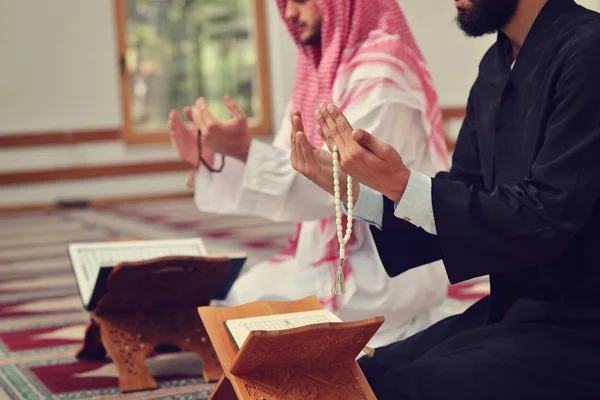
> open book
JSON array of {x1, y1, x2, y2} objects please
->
[
  {"x1": 68, "y1": 238, "x2": 246, "y2": 311},
  {"x1": 224, "y1": 309, "x2": 342, "y2": 350}
]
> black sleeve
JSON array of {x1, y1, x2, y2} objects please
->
[
  {"x1": 431, "y1": 36, "x2": 600, "y2": 283},
  {"x1": 369, "y1": 197, "x2": 442, "y2": 278}
]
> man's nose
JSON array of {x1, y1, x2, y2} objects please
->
[{"x1": 285, "y1": 4, "x2": 299, "y2": 23}]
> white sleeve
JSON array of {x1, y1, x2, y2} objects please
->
[
  {"x1": 348, "y1": 173, "x2": 437, "y2": 235},
  {"x1": 344, "y1": 184, "x2": 383, "y2": 230},
  {"x1": 393, "y1": 171, "x2": 437, "y2": 235},
  {"x1": 194, "y1": 138, "x2": 335, "y2": 222},
  {"x1": 193, "y1": 152, "x2": 246, "y2": 215},
  {"x1": 342, "y1": 101, "x2": 439, "y2": 233}
]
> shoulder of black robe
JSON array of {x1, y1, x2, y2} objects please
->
[{"x1": 431, "y1": 0, "x2": 600, "y2": 284}]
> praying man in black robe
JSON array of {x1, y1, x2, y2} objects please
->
[{"x1": 288, "y1": 0, "x2": 600, "y2": 398}]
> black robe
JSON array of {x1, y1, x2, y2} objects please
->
[{"x1": 359, "y1": 0, "x2": 600, "y2": 398}]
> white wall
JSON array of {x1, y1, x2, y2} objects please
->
[
  {"x1": 400, "y1": 0, "x2": 600, "y2": 106},
  {"x1": 265, "y1": 1, "x2": 296, "y2": 125},
  {"x1": 0, "y1": 1, "x2": 121, "y2": 133},
  {"x1": 577, "y1": 0, "x2": 600, "y2": 10},
  {"x1": 398, "y1": 0, "x2": 599, "y2": 141},
  {"x1": 400, "y1": 0, "x2": 494, "y2": 107},
  {"x1": 1, "y1": 0, "x2": 598, "y2": 207}
]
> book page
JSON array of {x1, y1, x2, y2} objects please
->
[
  {"x1": 68, "y1": 238, "x2": 208, "y2": 306},
  {"x1": 225, "y1": 310, "x2": 342, "y2": 348}
]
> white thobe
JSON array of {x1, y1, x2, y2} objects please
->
[{"x1": 194, "y1": 102, "x2": 450, "y2": 349}]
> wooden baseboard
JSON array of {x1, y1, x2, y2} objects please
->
[
  {"x1": 0, "y1": 160, "x2": 191, "y2": 186},
  {"x1": 0, "y1": 129, "x2": 121, "y2": 148},
  {"x1": 441, "y1": 107, "x2": 466, "y2": 152},
  {"x1": 0, "y1": 192, "x2": 193, "y2": 215},
  {"x1": 441, "y1": 107, "x2": 467, "y2": 120}
]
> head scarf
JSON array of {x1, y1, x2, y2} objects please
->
[{"x1": 275, "y1": 0, "x2": 448, "y2": 170}]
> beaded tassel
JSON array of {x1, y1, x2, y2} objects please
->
[
  {"x1": 331, "y1": 146, "x2": 374, "y2": 358},
  {"x1": 331, "y1": 146, "x2": 353, "y2": 295}
]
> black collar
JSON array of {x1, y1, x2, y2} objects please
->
[{"x1": 491, "y1": 0, "x2": 578, "y2": 86}]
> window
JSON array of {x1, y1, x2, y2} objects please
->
[{"x1": 114, "y1": 0, "x2": 272, "y2": 144}]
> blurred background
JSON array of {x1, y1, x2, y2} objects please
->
[{"x1": 2, "y1": 0, "x2": 596, "y2": 210}]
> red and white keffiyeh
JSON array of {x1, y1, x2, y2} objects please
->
[{"x1": 275, "y1": 0, "x2": 449, "y2": 170}]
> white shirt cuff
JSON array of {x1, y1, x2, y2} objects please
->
[
  {"x1": 393, "y1": 171, "x2": 437, "y2": 235},
  {"x1": 344, "y1": 184, "x2": 383, "y2": 230}
]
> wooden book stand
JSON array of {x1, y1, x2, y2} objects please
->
[
  {"x1": 199, "y1": 296, "x2": 383, "y2": 399},
  {"x1": 76, "y1": 255, "x2": 232, "y2": 393}
]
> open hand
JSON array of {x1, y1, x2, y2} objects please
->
[
  {"x1": 314, "y1": 103, "x2": 410, "y2": 202},
  {"x1": 290, "y1": 110, "x2": 328, "y2": 181},
  {"x1": 191, "y1": 95, "x2": 251, "y2": 162},
  {"x1": 168, "y1": 110, "x2": 199, "y2": 166},
  {"x1": 169, "y1": 107, "x2": 215, "y2": 190},
  {"x1": 290, "y1": 110, "x2": 357, "y2": 202}
]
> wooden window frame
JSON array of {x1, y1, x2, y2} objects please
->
[
  {"x1": 113, "y1": 0, "x2": 273, "y2": 145},
  {"x1": 440, "y1": 107, "x2": 466, "y2": 152}
]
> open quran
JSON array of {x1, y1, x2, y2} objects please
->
[
  {"x1": 224, "y1": 309, "x2": 342, "y2": 350},
  {"x1": 68, "y1": 238, "x2": 245, "y2": 310}
]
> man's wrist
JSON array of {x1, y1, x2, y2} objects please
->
[
  {"x1": 313, "y1": 169, "x2": 336, "y2": 197},
  {"x1": 384, "y1": 169, "x2": 410, "y2": 202},
  {"x1": 232, "y1": 138, "x2": 252, "y2": 163}
]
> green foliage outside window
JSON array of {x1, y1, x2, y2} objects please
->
[{"x1": 125, "y1": 0, "x2": 258, "y2": 131}]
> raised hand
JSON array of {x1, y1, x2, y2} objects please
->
[
  {"x1": 191, "y1": 95, "x2": 251, "y2": 162},
  {"x1": 290, "y1": 110, "x2": 323, "y2": 180},
  {"x1": 169, "y1": 106, "x2": 216, "y2": 189},
  {"x1": 169, "y1": 110, "x2": 199, "y2": 166},
  {"x1": 290, "y1": 110, "x2": 357, "y2": 202},
  {"x1": 314, "y1": 103, "x2": 410, "y2": 202}
]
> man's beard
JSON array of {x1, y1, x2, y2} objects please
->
[
  {"x1": 456, "y1": 0, "x2": 519, "y2": 37},
  {"x1": 300, "y1": 21, "x2": 322, "y2": 46},
  {"x1": 303, "y1": 32, "x2": 321, "y2": 46}
]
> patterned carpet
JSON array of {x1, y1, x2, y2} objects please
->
[{"x1": 0, "y1": 197, "x2": 489, "y2": 399}]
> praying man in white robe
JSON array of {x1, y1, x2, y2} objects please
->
[{"x1": 169, "y1": 0, "x2": 451, "y2": 349}]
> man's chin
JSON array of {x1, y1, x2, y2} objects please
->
[
  {"x1": 300, "y1": 32, "x2": 321, "y2": 47},
  {"x1": 456, "y1": 12, "x2": 495, "y2": 37},
  {"x1": 455, "y1": 0, "x2": 519, "y2": 37}
]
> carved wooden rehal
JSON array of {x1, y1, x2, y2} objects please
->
[
  {"x1": 76, "y1": 255, "x2": 232, "y2": 393},
  {"x1": 199, "y1": 296, "x2": 383, "y2": 400}
]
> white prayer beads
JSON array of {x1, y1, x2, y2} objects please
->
[{"x1": 332, "y1": 145, "x2": 353, "y2": 295}]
